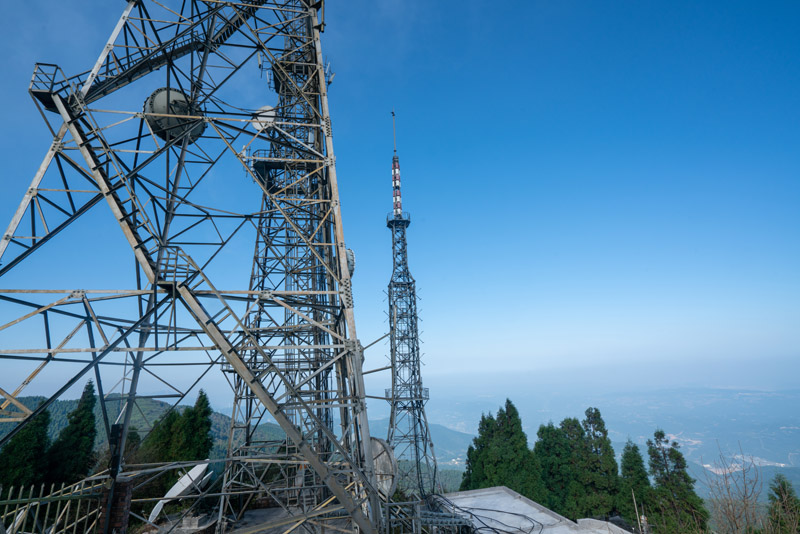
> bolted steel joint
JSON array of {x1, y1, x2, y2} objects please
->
[{"x1": 341, "y1": 280, "x2": 353, "y2": 308}]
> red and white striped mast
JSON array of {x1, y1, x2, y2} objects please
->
[
  {"x1": 391, "y1": 110, "x2": 404, "y2": 217},
  {"x1": 385, "y1": 111, "x2": 438, "y2": 496}
]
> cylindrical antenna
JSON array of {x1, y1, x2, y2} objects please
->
[
  {"x1": 392, "y1": 109, "x2": 397, "y2": 154},
  {"x1": 391, "y1": 110, "x2": 402, "y2": 216}
]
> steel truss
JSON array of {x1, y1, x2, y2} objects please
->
[
  {"x1": 0, "y1": 1, "x2": 381, "y2": 533},
  {"x1": 385, "y1": 147, "x2": 438, "y2": 496}
]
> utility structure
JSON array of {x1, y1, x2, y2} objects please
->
[
  {"x1": 385, "y1": 113, "x2": 439, "y2": 497},
  {"x1": 0, "y1": 2, "x2": 385, "y2": 533}
]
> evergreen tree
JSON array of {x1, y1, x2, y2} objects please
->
[
  {"x1": 0, "y1": 410, "x2": 50, "y2": 487},
  {"x1": 124, "y1": 391, "x2": 214, "y2": 500},
  {"x1": 126, "y1": 426, "x2": 142, "y2": 458},
  {"x1": 534, "y1": 416, "x2": 596, "y2": 520},
  {"x1": 647, "y1": 429, "x2": 708, "y2": 532},
  {"x1": 765, "y1": 474, "x2": 800, "y2": 534},
  {"x1": 46, "y1": 381, "x2": 97, "y2": 485},
  {"x1": 533, "y1": 421, "x2": 573, "y2": 513},
  {"x1": 93, "y1": 426, "x2": 141, "y2": 475},
  {"x1": 461, "y1": 412, "x2": 497, "y2": 491},
  {"x1": 487, "y1": 400, "x2": 545, "y2": 501},
  {"x1": 580, "y1": 407, "x2": 619, "y2": 518},
  {"x1": 135, "y1": 391, "x2": 214, "y2": 464},
  {"x1": 460, "y1": 400, "x2": 545, "y2": 502},
  {"x1": 177, "y1": 390, "x2": 213, "y2": 461},
  {"x1": 136, "y1": 409, "x2": 181, "y2": 464},
  {"x1": 134, "y1": 410, "x2": 184, "y2": 497},
  {"x1": 558, "y1": 416, "x2": 589, "y2": 520},
  {"x1": 617, "y1": 439, "x2": 651, "y2": 526}
]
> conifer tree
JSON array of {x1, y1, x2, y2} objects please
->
[
  {"x1": 0, "y1": 410, "x2": 50, "y2": 487},
  {"x1": 765, "y1": 473, "x2": 800, "y2": 534},
  {"x1": 580, "y1": 407, "x2": 619, "y2": 518},
  {"x1": 126, "y1": 426, "x2": 142, "y2": 458},
  {"x1": 93, "y1": 426, "x2": 141, "y2": 474},
  {"x1": 617, "y1": 439, "x2": 651, "y2": 525},
  {"x1": 461, "y1": 412, "x2": 496, "y2": 491},
  {"x1": 460, "y1": 400, "x2": 545, "y2": 502},
  {"x1": 534, "y1": 416, "x2": 594, "y2": 519},
  {"x1": 488, "y1": 400, "x2": 545, "y2": 501},
  {"x1": 137, "y1": 409, "x2": 181, "y2": 464},
  {"x1": 46, "y1": 381, "x2": 97, "y2": 485},
  {"x1": 534, "y1": 421, "x2": 573, "y2": 513},
  {"x1": 183, "y1": 390, "x2": 213, "y2": 460},
  {"x1": 134, "y1": 392, "x2": 211, "y2": 497},
  {"x1": 136, "y1": 391, "x2": 213, "y2": 464},
  {"x1": 558, "y1": 417, "x2": 589, "y2": 520},
  {"x1": 647, "y1": 429, "x2": 708, "y2": 532}
]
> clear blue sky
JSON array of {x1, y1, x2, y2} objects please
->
[{"x1": 0, "y1": 1, "x2": 798, "y2": 411}]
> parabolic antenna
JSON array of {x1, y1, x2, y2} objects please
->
[
  {"x1": 144, "y1": 87, "x2": 206, "y2": 144},
  {"x1": 371, "y1": 437, "x2": 398, "y2": 499},
  {"x1": 148, "y1": 462, "x2": 211, "y2": 524},
  {"x1": 252, "y1": 104, "x2": 276, "y2": 132}
]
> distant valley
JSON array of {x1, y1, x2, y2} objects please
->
[
  {"x1": 422, "y1": 381, "x2": 800, "y2": 498},
  {"x1": 3, "y1": 386, "x2": 798, "y2": 498}
]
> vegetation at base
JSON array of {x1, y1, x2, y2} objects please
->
[
  {"x1": 134, "y1": 390, "x2": 213, "y2": 465},
  {"x1": 124, "y1": 390, "x2": 215, "y2": 501},
  {"x1": 581, "y1": 407, "x2": 620, "y2": 517},
  {"x1": 763, "y1": 473, "x2": 800, "y2": 533},
  {"x1": 0, "y1": 408, "x2": 50, "y2": 487},
  {"x1": 617, "y1": 439, "x2": 651, "y2": 524},
  {"x1": 45, "y1": 381, "x2": 98, "y2": 486},
  {"x1": 531, "y1": 408, "x2": 623, "y2": 521},
  {"x1": 437, "y1": 468, "x2": 464, "y2": 493},
  {"x1": 0, "y1": 384, "x2": 217, "y2": 491},
  {"x1": 460, "y1": 399, "x2": 713, "y2": 533},
  {"x1": 461, "y1": 399, "x2": 546, "y2": 502},
  {"x1": 0, "y1": 392, "x2": 285, "y2": 465},
  {"x1": 0, "y1": 382, "x2": 99, "y2": 488},
  {"x1": 646, "y1": 429, "x2": 709, "y2": 532}
]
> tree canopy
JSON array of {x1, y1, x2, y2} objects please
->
[
  {"x1": 137, "y1": 390, "x2": 214, "y2": 464},
  {"x1": 765, "y1": 473, "x2": 800, "y2": 534},
  {"x1": 0, "y1": 386, "x2": 215, "y2": 494},
  {"x1": 461, "y1": 399, "x2": 545, "y2": 502},
  {"x1": 533, "y1": 409, "x2": 620, "y2": 521},
  {"x1": 617, "y1": 439, "x2": 651, "y2": 526},
  {"x1": 533, "y1": 420, "x2": 574, "y2": 514},
  {"x1": 46, "y1": 381, "x2": 97, "y2": 486},
  {"x1": 580, "y1": 407, "x2": 620, "y2": 518},
  {"x1": 462, "y1": 404, "x2": 714, "y2": 531},
  {"x1": 646, "y1": 429, "x2": 708, "y2": 532},
  {"x1": 0, "y1": 409, "x2": 50, "y2": 488}
]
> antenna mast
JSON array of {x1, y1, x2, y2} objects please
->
[
  {"x1": 392, "y1": 109, "x2": 398, "y2": 154},
  {"x1": 385, "y1": 112, "x2": 439, "y2": 496}
]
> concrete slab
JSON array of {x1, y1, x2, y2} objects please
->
[{"x1": 442, "y1": 486, "x2": 631, "y2": 534}]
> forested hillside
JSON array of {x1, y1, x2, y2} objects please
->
[{"x1": 0, "y1": 395, "x2": 284, "y2": 459}]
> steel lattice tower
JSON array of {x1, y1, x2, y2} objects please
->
[
  {"x1": 385, "y1": 113, "x2": 439, "y2": 497},
  {"x1": 217, "y1": 6, "x2": 377, "y2": 531},
  {"x1": 0, "y1": 2, "x2": 384, "y2": 533}
]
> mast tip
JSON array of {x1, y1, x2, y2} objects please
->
[{"x1": 391, "y1": 110, "x2": 397, "y2": 154}]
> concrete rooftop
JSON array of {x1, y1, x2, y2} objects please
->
[{"x1": 442, "y1": 486, "x2": 631, "y2": 534}]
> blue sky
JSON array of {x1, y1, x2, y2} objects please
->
[
  {"x1": 328, "y1": 1, "x2": 800, "y2": 390},
  {"x1": 0, "y1": 1, "x2": 798, "y2": 412}
]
